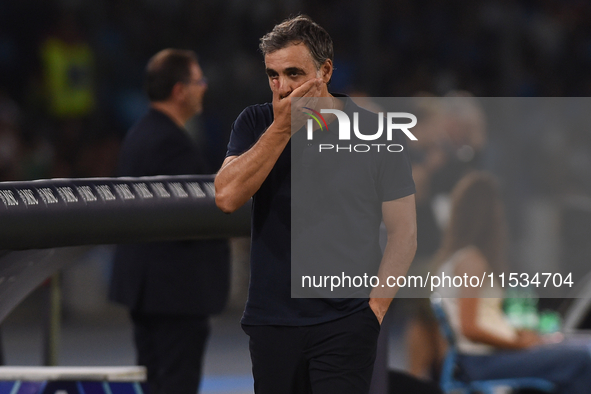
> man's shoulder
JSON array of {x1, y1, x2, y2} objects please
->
[
  {"x1": 341, "y1": 96, "x2": 374, "y2": 117},
  {"x1": 118, "y1": 109, "x2": 189, "y2": 169},
  {"x1": 242, "y1": 102, "x2": 273, "y2": 114},
  {"x1": 124, "y1": 109, "x2": 182, "y2": 144},
  {"x1": 234, "y1": 102, "x2": 273, "y2": 130},
  {"x1": 226, "y1": 103, "x2": 273, "y2": 157},
  {"x1": 131, "y1": 108, "x2": 178, "y2": 133}
]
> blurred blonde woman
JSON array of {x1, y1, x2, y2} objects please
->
[{"x1": 435, "y1": 171, "x2": 591, "y2": 394}]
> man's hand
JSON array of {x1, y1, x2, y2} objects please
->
[
  {"x1": 214, "y1": 79, "x2": 323, "y2": 214},
  {"x1": 272, "y1": 78, "x2": 323, "y2": 135},
  {"x1": 367, "y1": 195, "x2": 417, "y2": 325},
  {"x1": 368, "y1": 298, "x2": 391, "y2": 325}
]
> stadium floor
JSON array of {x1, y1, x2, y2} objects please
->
[{"x1": 1, "y1": 291, "x2": 407, "y2": 394}]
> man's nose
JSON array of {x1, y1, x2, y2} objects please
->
[{"x1": 274, "y1": 76, "x2": 293, "y2": 98}]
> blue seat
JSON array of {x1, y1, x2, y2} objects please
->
[{"x1": 430, "y1": 294, "x2": 556, "y2": 394}]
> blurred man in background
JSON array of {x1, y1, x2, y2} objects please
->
[{"x1": 109, "y1": 48, "x2": 229, "y2": 394}]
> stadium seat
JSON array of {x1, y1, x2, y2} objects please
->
[{"x1": 430, "y1": 295, "x2": 555, "y2": 394}]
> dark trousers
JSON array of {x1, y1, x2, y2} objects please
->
[
  {"x1": 130, "y1": 312, "x2": 210, "y2": 394},
  {"x1": 242, "y1": 306, "x2": 381, "y2": 394}
]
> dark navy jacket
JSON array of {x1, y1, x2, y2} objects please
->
[{"x1": 109, "y1": 108, "x2": 229, "y2": 316}]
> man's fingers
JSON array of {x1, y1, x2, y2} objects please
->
[
  {"x1": 292, "y1": 78, "x2": 317, "y2": 97},
  {"x1": 271, "y1": 85, "x2": 282, "y2": 104},
  {"x1": 292, "y1": 78, "x2": 322, "y2": 98},
  {"x1": 303, "y1": 79, "x2": 323, "y2": 98}
]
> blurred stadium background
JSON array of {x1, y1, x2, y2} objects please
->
[{"x1": 1, "y1": 0, "x2": 591, "y2": 393}]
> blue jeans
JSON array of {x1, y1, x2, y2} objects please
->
[{"x1": 458, "y1": 344, "x2": 591, "y2": 394}]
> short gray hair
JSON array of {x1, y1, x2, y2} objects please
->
[{"x1": 259, "y1": 15, "x2": 333, "y2": 69}]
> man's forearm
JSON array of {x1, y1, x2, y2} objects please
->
[
  {"x1": 369, "y1": 229, "x2": 417, "y2": 322},
  {"x1": 215, "y1": 122, "x2": 290, "y2": 213}
]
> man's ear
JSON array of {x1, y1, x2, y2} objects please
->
[
  {"x1": 170, "y1": 82, "x2": 186, "y2": 101},
  {"x1": 320, "y1": 59, "x2": 333, "y2": 84}
]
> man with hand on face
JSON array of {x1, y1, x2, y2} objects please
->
[
  {"x1": 215, "y1": 16, "x2": 416, "y2": 394},
  {"x1": 110, "y1": 49, "x2": 229, "y2": 394}
]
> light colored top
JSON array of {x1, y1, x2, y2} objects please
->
[{"x1": 437, "y1": 247, "x2": 517, "y2": 355}]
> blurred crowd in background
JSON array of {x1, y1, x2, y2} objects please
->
[
  {"x1": 2, "y1": 0, "x2": 591, "y2": 176},
  {"x1": 1, "y1": 0, "x2": 591, "y2": 309}
]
